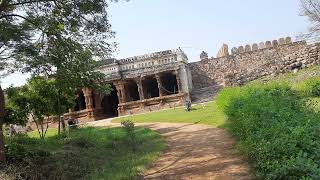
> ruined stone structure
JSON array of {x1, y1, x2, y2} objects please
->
[
  {"x1": 63, "y1": 36, "x2": 320, "y2": 122},
  {"x1": 64, "y1": 48, "x2": 192, "y2": 122},
  {"x1": 190, "y1": 37, "x2": 320, "y2": 89}
]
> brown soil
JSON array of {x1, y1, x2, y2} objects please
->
[{"x1": 89, "y1": 121, "x2": 252, "y2": 180}]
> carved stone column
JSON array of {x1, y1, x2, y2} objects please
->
[
  {"x1": 174, "y1": 70, "x2": 182, "y2": 93},
  {"x1": 155, "y1": 74, "x2": 163, "y2": 97},
  {"x1": 135, "y1": 78, "x2": 144, "y2": 100},
  {"x1": 114, "y1": 81, "x2": 126, "y2": 103},
  {"x1": 82, "y1": 87, "x2": 93, "y2": 109},
  {"x1": 82, "y1": 87, "x2": 94, "y2": 119}
]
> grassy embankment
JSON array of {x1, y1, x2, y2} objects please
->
[{"x1": 214, "y1": 66, "x2": 320, "y2": 179}]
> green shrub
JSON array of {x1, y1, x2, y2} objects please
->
[
  {"x1": 121, "y1": 120, "x2": 137, "y2": 151},
  {"x1": 306, "y1": 78, "x2": 320, "y2": 97},
  {"x1": 217, "y1": 83, "x2": 320, "y2": 179}
]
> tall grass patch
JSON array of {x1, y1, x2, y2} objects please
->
[
  {"x1": 2, "y1": 127, "x2": 165, "y2": 180},
  {"x1": 217, "y1": 82, "x2": 320, "y2": 179}
]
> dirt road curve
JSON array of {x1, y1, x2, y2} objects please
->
[{"x1": 89, "y1": 121, "x2": 252, "y2": 180}]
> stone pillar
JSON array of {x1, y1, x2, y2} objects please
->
[
  {"x1": 155, "y1": 74, "x2": 164, "y2": 97},
  {"x1": 114, "y1": 81, "x2": 126, "y2": 103},
  {"x1": 135, "y1": 78, "x2": 144, "y2": 100},
  {"x1": 114, "y1": 81, "x2": 126, "y2": 116},
  {"x1": 82, "y1": 87, "x2": 93, "y2": 109},
  {"x1": 174, "y1": 70, "x2": 182, "y2": 93}
]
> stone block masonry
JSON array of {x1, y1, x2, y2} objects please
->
[{"x1": 189, "y1": 37, "x2": 320, "y2": 89}]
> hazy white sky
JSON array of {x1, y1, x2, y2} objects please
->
[{"x1": 2, "y1": 0, "x2": 310, "y2": 88}]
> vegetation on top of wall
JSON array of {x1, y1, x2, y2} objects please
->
[
  {"x1": 256, "y1": 65, "x2": 320, "y2": 87},
  {"x1": 216, "y1": 80, "x2": 320, "y2": 179}
]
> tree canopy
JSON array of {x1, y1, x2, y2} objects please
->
[
  {"x1": 0, "y1": 0, "x2": 118, "y2": 161},
  {"x1": 301, "y1": 0, "x2": 320, "y2": 39},
  {"x1": 1, "y1": 0, "x2": 115, "y2": 89}
]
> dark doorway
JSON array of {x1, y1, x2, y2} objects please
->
[
  {"x1": 160, "y1": 73, "x2": 179, "y2": 96},
  {"x1": 101, "y1": 85, "x2": 119, "y2": 118},
  {"x1": 142, "y1": 76, "x2": 160, "y2": 99},
  {"x1": 92, "y1": 91, "x2": 96, "y2": 109},
  {"x1": 74, "y1": 92, "x2": 86, "y2": 111},
  {"x1": 124, "y1": 80, "x2": 140, "y2": 102}
]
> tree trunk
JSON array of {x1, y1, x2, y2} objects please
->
[
  {"x1": 58, "y1": 116, "x2": 61, "y2": 135},
  {"x1": 57, "y1": 90, "x2": 61, "y2": 135},
  {"x1": 0, "y1": 85, "x2": 6, "y2": 162},
  {"x1": 61, "y1": 115, "x2": 66, "y2": 131},
  {"x1": 57, "y1": 91, "x2": 66, "y2": 132}
]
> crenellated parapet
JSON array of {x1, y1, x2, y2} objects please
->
[{"x1": 230, "y1": 37, "x2": 294, "y2": 55}]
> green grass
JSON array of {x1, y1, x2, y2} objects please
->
[
  {"x1": 3, "y1": 127, "x2": 165, "y2": 180},
  {"x1": 113, "y1": 101, "x2": 226, "y2": 127},
  {"x1": 27, "y1": 128, "x2": 58, "y2": 138}
]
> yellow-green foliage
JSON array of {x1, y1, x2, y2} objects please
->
[
  {"x1": 304, "y1": 77, "x2": 320, "y2": 97},
  {"x1": 216, "y1": 86, "x2": 242, "y2": 110},
  {"x1": 27, "y1": 128, "x2": 58, "y2": 138}
]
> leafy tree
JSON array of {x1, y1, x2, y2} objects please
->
[
  {"x1": 301, "y1": 0, "x2": 320, "y2": 38},
  {"x1": 30, "y1": 76, "x2": 76, "y2": 134},
  {"x1": 4, "y1": 86, "x2": 30, "y2": 126},
  {"x1": 26, "y1": 77, "x2": 59, "y2": 139},
  {"x1": 6, "y1": 77, "x2": 76, "y2": 139},
  {"x1": 0, "y1": 0, "x2": 117, "y2": 161},
  {"x1": 8, "y1": 85, "x2": 50, "y2": 139}
]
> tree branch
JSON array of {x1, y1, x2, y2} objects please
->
[
  {"x1": 0, "y1": 13, "x2": 46, "y2": 33},
  {"x1": 7, "y1": 0, "x2": 55, "y2": 7}
]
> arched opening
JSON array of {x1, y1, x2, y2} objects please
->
[
  {"x1": 124, "y1": 80, "x2": 140, "y2": 102},
  {"x1": 101, "y1": 85, "x2": 119, "y2": 118},
  {"x1": 74, "y1": 92, "x2": 86, "y2": 111},
  {"x1": 142, "y1": 76, "x2": 159, "y2": 99},
  {"x1": 160, "y1": 73, "x2": 179, "y2": 96}
]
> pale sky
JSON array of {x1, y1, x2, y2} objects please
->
[{"x1": 2, "y1": 0, "x2": 310, "y2": 88}]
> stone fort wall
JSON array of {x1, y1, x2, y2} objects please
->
[{"x1": 189, "y1": 37, "x2": 320, "y2": 89}]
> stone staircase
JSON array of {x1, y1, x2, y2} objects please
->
[{"x1": 190, "y1": 85, "x2": 222, "y2": 104}]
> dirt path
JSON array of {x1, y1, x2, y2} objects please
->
[{"x1": 89, "y1": 121, "x2": 252, "y2": 180}]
